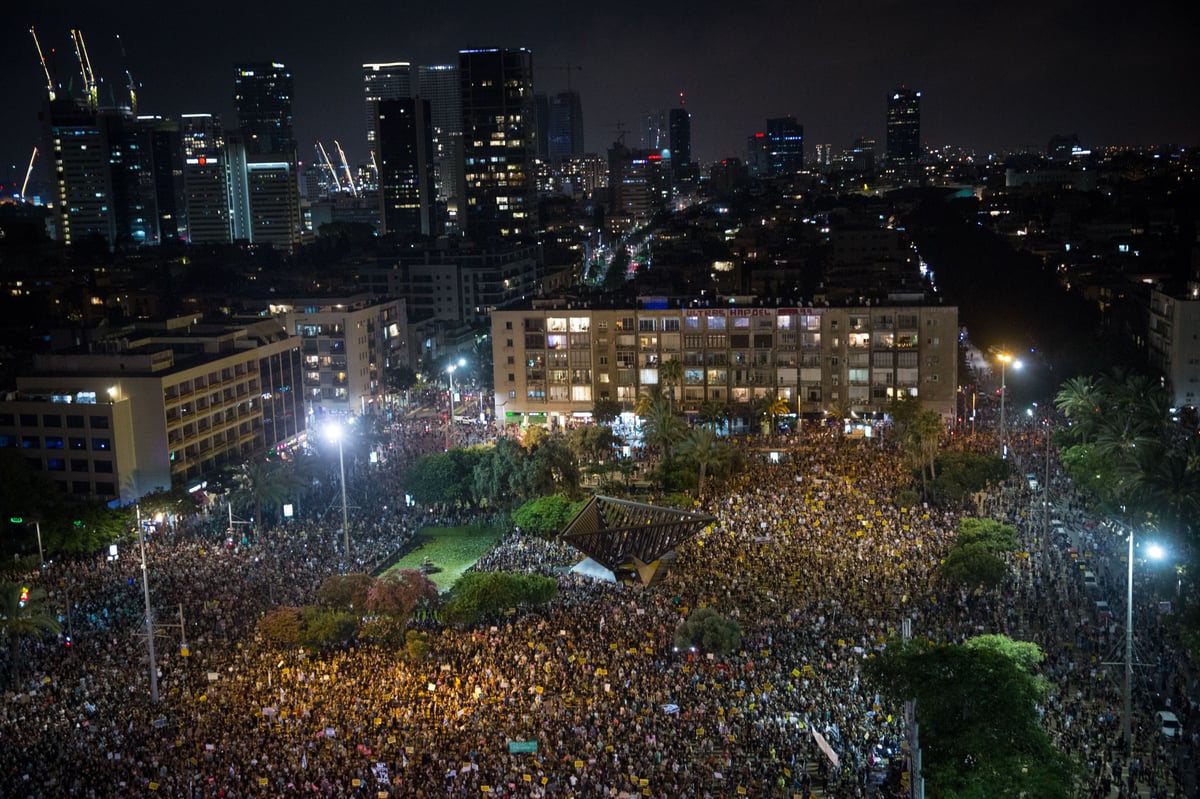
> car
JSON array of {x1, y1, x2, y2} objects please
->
[
  {"x1": 1083, "y1": 571, "x2": 1098, "y2": 589},
  {"x1": 1156, "y1": 710, "x2": 1182, "y2": 738}
]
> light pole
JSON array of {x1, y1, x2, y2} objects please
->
[
  {"x1": 445, "y1": 358, "x2": 465, "y2": 451},
  {"x1": 327, "y1": 421, "x2": 350, "y2": 563},
  {"x1": 1121, "y1": 526, "x2": 1165, "y2": 759},
  {"x1": 995, "y1": 352, "x2": 1021, "y2": 458},
  {"x1": 136, "y1": 506, "x2": 159, "y2": 704}
]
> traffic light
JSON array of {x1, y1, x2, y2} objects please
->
[{"x1": 19, "y1": 587, "x2": 29, "y2": 607}]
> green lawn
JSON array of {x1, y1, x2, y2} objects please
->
[{"x1": 384, "y1": 525, "x2": 503, "y2": 591}]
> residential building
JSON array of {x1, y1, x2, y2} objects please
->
[
  {"x1": 0, "y1": 319, "x2": 304, "y2": 503},
  {"x1": 491, "y1": 299, "x2": 958, "y2": 428},
  {"x1": 1148, "y1": 285, "x2": 1200, "y2": 411},
  {"x1": 268, "y1": 295, "x2": 409, "y2": 419}
]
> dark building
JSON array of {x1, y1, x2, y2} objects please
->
[
  {"x1": 180, "y1": 114, "x2": 232, "y2": 244},
  {"x1": 669, "y1": 107, "x2": 691, "y2": 177},
  {"x1": 375, "y1": 97, "x2": 436, "y2": 237},
  {"x1": 548, "y1": 91, "x2": 584, "y2": 162},
  {"x1": 233, "y1": 62, "x2": 296, "y2": 159},
  {"x1": 765, "y1": 116, "x2": 804, "y2": 175},
  {"x1": 459, "y1": 48, "x2": 538, "y2": 241},
  {"x1": 886, "y1": 87, "x2": 921, "y2": 178}
]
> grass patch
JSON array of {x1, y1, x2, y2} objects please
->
[{"x1": 385, "y1": 525, "x2": 503, "y2": 591}]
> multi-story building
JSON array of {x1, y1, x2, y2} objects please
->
[
  {"x1": 363, "y1": 62, "x2": 412, "y2": 151},
  {"x1": 765, "y1": 116, "x2": 804, "y2": 176},
  {"x1": 416, "y1": 65, "x2": 463, "y2": 210},
  {"x1": 268, "y1": 295, "x2": 409, "y2": 419},
  {"x1": 233, "y1": 62, "x2": 296, "y2": 159},
  {"x1": 180, "y1": 113, "x2": 232, "y2": 244},
  {"x1": 375, "y1": 98, "x2": 436, "y2": 236},
  {"x1": 668, "y1": 107, "x2": 692, "y2": 178},
  {"x1": 607, "y1": 143, "x2": 671, "y2": 232},
  {"x1": 886, "y1": 86, "x2": 921, "y2": 179},
  {"x1": 547, "y1": 91, "x2": 584, "y2": 162},
  {"x1": 491, "y1": 299, "x2": 958, "y2": 428},
  {"x1": 0, "y1": 319, "x2": 304, "y2": 503},
  {"x1": 1148, "y1": 284, "x2": 1200, "y2": 411},
  {"x1": 459, "y1": 48, "x2": 537, "y2": 241}
]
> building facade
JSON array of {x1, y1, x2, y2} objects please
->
[
  {"x1": 459, "y1": 48, "x2": 537, "y2": 241},
  {"x1": 363, "y1": 61, "x2": 412, "y2": 151},
  {"x1": 1148, "y1": 285, "x2": 1200, "y2": 411},
  {"x1": 1, "y1": 320, "x2": 303, "y2": 503},
  {"x1": 270, "y1": 295, "x2": 409, "y2": 419},
  {"x1": 886, "y1": 87, "x2": 921, "y2": 178},
  {"x1": 491, "y1": 300, "x2": 958, "y2": 428},
  {"x1": 233, "y1": 62, "x2": 296, "y2": 159},
  {"x1": 375, "y1": 98, "x2": 436, "y2": 236}
]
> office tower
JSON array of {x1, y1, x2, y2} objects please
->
[
  {"x1": 376, "y1": 97, "x2": 436, "y2": 236},
  {"x1": 45, "y1": 99, "x2": 116, "y2": 245},
  {"x1": 548, "y1": 91, "x2": 584, "y2": 162},
  {"x1": 459, "y1": 48, "x2": 537, "y2": 241},
  {"x1": 535, "y1": 93, "x2": 551, "y2": 159},
  {"x1": 608, "y1": 142, "x2": 670, "y2": 228},
  {"x1": 847, "y1": 137, "x2": 876, "y2": 173},
  {"x1": 416, "y1": 65, "x2": 463, "y2": 208},
  {"x1": 136, "y1": 116, "x2": 186, "y2": 244},
  {"x1": 363, "y1": 62, "x2": 412, "y2": 151},
  {"x1": 669, "y1": 107, "x2": 691, "y2": 172},
  {"x1": 886, "y1": 86, "x2": 921, "y2": 177},
  {"x1": 747, "y1": 133, "x2": 769, "y2": 175},
  {"x1": 765, "y1": 116, "x2": 804, "y2": 175},
  {"x1": 226, "y1": 136, "x2": 302, "y2": 251},
  {"x1": 233, "y1": 62, "x2": 296, "y2": 159},
  {"x1": 180, "y1": 114, "x2": 232, "y2": 244}
]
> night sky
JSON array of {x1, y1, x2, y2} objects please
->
[{"x1": 3, "y1": 1, "x2": 1197, "y2": 194}]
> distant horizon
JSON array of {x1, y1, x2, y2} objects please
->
[{"x1": 4, "y1": 2, "x2": 1197, "y2": 194}]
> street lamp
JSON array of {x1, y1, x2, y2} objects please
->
[
  {"x1": 136, "y1": 505, "x2": 158, "y2": 704},
  {"x1": 326, "y1": 421, "x2": 350, "y2": 563},
  {"x1": 445, "y1": 358, "x2": 466, "y2": 451},
  {"x1": 995, "y1": 352, "x2": 1021, "y2": 458},
  {"x1": 1122, "y1": 526, "x2": 1165, "y2": 759}
]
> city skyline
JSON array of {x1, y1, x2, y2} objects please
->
[{"x1": 3, "y1": 1, "x2": 1197, "y2": 195}]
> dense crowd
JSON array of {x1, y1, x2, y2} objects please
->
[{"x1": 0, "y1": 417, "x2": 1193, "y2": 797}]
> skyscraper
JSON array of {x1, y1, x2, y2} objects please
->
[
  {"x1": 668, "y1": 107, "x2": 691, "y2": 173},
  {"x1": 886, "y1": 86, "x2": 921, "y2": 178},
  {"x1": 416, "y1": 65, "x2": 463, "y2": 209},
  {"x1": 363, "y1": 62, "x2": 412, "y2": 150},
  {"x1": 180, "y1": 114, "x2": 231, "y2": 244},
  {"x1": 548, "y1": 91, "x2": 584, "y2": 162},
  {"x1": 233, "y1": 62, "x2": 296, "y2": 159},
  {"x1": 375, "y1": 97, "x2": 436, "y2": 237},
  {"x1": 765, "y1": 116, "x2": 804, "y2": 175},
  {"x1": 459, "y1": 48, "x2": 537, "y2": 241}
]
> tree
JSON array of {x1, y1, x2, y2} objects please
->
[
  {"x1": 638, "y1": 392, "x2": 686, "y2": 459},
  {"x1": 257, "y1": 607, "x2": 305, "y2": 645},
  {"x1": 568, "y1": 424, "x2": 621, "y2": 464},
  {"x1": 1054, "y1": 375, "x2": 1102, "y2": 445},
  {"x1": 592, "y1": 397, "x2": 622, "y2": 425},
  {"x1": 697, "y1": 401, "x2": 728, "y2": 433},
  {"x1": 659, "y1": 359, "x2": 684, "y2": 412},
  {"x1": 316, "y1": 573, "x2": 374, "y2": 610},
  {"x1": 1, "y1": 583, "x2": 61, "y2": 686},
  {"x1": 512, "y1": 496, "x2": 585, "y2": 537},
  {"x1": 366, "y1": 570, "x2": 439, "y2": 620},
  {"x1": 300, "y1": 607, "x2": 359, "y2": 649},
  {"x1": 673, "y1": 607, "x2": 741, "y2": 655},
  {"x1": 866, "y1": 636, "x2": 1075, "y2": 798},
  {"x1": 405, "y1": 448, "x2": 485, "y2": 508},
  {"x1": 677, "y1": 427, "x2": 723, "y2": 498},
  {"x1": 441, "y1": 571, "x2": 558, "y2": 626},
  {"x1": 405, "y1": 629, "x2": 431, "y2": 661},
  {"x1": 956, "y1": 518, "x2": 1018, "y2": 552}
]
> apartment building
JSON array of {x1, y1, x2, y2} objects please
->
[{"x1": 491, "y1": 299, "x2": 958, "y2": 428}]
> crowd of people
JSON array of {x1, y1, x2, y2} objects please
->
[{"x1": 0, "y1": 414, "x2": 1193, "y2": 798}]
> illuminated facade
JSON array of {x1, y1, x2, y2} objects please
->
[
  {"x1": 459, "y1": 48, "x2": 538, "y2": 241},
  {"x1": 886, "y1": 87, "x2": 921, "y2": 178},
  {"x1": 375, "y1": 98, "x2": 436, "y2": 236},
  {"x1": 233, "y1": 62, "x2": 296, "y2": 159},
  {"x1": 180, "y1": 114, "x2": 232, "y2": 244},
  {"x1": 362, "y1": 61, "x2": 412, "y2": 150},
  {"x1": 491, "y1": 300, "x2": 958, "y2": 427}
]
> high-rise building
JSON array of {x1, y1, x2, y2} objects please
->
[
  {"x1": 363, "y1": 62, "x2": 412, "y2": 151},
  {"x1": 886, "y1": 86, "x2": 921, "y2": 178},
  {"x1": 416, "y1": 65, "x2": 464, "y2": 209},
  {"x1": 668, "y1": 107, "x2": 691, "y2": 173},
  {"x1": 44, "y1": 99, "x2": 114, "y2": 246},
  {"x1": 765, "y1": 116, "x2": 804, "y2": 175},
  {"x1": 376, "y1": 97, "x2": 436, "y2": 237},
  {"x1": 226, "y1": 137, "x2": 302, "y2": 252},
  {"x1": 459, "y1": 48, "x2": 537, "y2": 241},
  {"x1": 548, "y1": 91, "x2": 584, "y2": 162},
  {"x1": 233, "y1": 62, "x2": 296, "y2": 159},
  {"x1": 608, "y1": 142, "x2": 671, "y2": 231},
  {"x1": 180, "y1": 114, "x2": 231, "y2": 244}
]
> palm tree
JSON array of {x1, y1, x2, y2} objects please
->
[
  {"x1": 677, "y1": 427, "x2": 722, "y2": 498},
  {"x1": 638, "y1": 391, "x2": 686, "y2": 459},
  {"x1": 697, "y1": 401, "x2": 727, "y2": 433},
  {"x1": 766, "y1": 395, "x2": 791, "y2": 437},
  {"x1": 1, "y1": 583, "x2": 61, "y2": 687},
  {"x1": 1054, "y1": 375, "x2": 1102, "y2": 445},
  {"x1": 659, "y1": 359, "x2": 684, "y2": 413}
]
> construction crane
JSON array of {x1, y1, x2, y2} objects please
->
[
  {"x1": 369, "y1": 149, "x2": 379, "y2": 181},
  {"x1": 30, "y1": 27, "x2": 56, "y2": 101},
  {"x1": 542, "y1": 63, "x2": 583, "y2": 93},
  {"x1": 116, "y1": 34, "x2": 138, "y2": 115},
  {"x1": 69, "y1": 29, "x2": 98, "y2": 109},
  {"x1": 315, "y1": 141, "x2": 342, "y2": 192},
  {"x1": 20, "y1": 148, "x2": 38, "y2": 201},
  {"x1": 333, "y1": 140, "x2": 358, "y2": 197}
]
